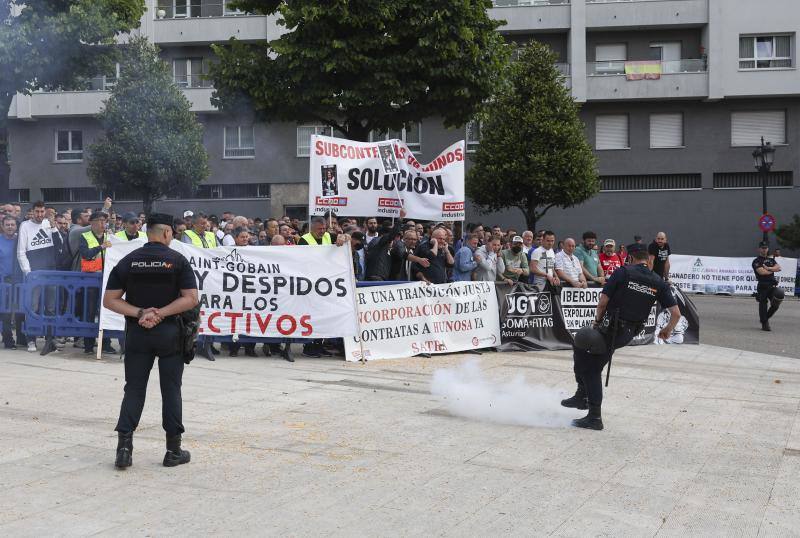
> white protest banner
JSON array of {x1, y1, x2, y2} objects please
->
[
  {"x1": 309, "y1": 134, "x2": 465, "y2": 221},
  {"x1": 345, "y1": 281, "x2": 500, "y2": 362},
  {"x1": 100, "y1": 242, "x2": 359, "y2": 339},
  {"x1": 669, "y1": 254, "x2": 797, "y2": 296},
  {"x1": 559, "y1": 287, "x2": 604, "y2": 334}
]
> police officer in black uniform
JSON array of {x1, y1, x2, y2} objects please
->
[
  {"x1": 103, "y1": 213, "x2": 199, "y2": 469},
  {"x1": 561, "y1": 245, "x2": 681, "y2": 430},
  {"x1": 752, "y1": 241, "x2": 784, "y2": 331}
]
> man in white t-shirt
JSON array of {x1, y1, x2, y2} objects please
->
[
  {"x1": 529, "y1": 230, "x2": 560, "y2": 290},
  {"x1": 555, "y1": 238, "x2": 587, "y2": 288}
]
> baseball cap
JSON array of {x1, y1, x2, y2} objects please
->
[
  {"x1": 603, "y1": 238, "x2": 616, "y2": 247},
  {"x1": 183, "y1": 210, "x2": 194, "y2": 218},
  {"x1": 122, "y1": 211, "x2": 138, "y2": 223},
  {"x1": 759, "y1": 241, "x2": 769, "y2": 248},
  {"x1": 512, "y1": 235, "x2": 523, "y2": 243},
  {"x1": 628, "y1": 243, "x2": 646, "y2": 254}
]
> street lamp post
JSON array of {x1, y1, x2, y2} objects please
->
[{"x1": 752, "y1": 136, "x2": 776, "y2": 243}]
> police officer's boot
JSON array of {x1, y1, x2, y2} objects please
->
[
  {"x1": 761, "y1": 321, "x2": 771, "y2": 331},
  {"x1": 561, "y1": 388, "x2": 588, "y2": 410},
  {"x1": 115, "y1": 432, "x2": 133, "y2": 469},
  {"x1": 163, "y1": 434, "x2": 191, "y2": 467},
  {"x1": 767, "y1": 305, "x2": 780, "y2": 319},
  {"x1": 571, "y1": 406, "x2": 603, "y2": 431}
]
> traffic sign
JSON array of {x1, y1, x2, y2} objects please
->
[{"x1": 758, "y1": 213, "x2": 776, "y2": 233}]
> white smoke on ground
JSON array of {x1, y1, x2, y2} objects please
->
[{"x1": 430, "y1": 360, "x2": 577, "y2": 428}]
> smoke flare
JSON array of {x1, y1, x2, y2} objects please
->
[{"x1": 430, "y1": 360, "x2": 576, "y2": 428}]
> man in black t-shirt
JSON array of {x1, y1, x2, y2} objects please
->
[
  {"x1": 647, "y1": 232, "x2": 671, "y2": 279},
  {"x1": 752, "y1": 241, "x2": 783, "y2": 331},
  {"x1": 103, "y1": 213, "x2": 199, "y2": 470}
]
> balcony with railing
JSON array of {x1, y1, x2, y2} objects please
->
[
  {"x1": 9, "y1": 81, "x2": 217, "y2": 119},
  {"x1": 152, "y1": 1, "x2": 270, "y2": 44},
  {"x1": 489, "y1": 0, "x2": 570, "y2": 32},
  {"x1": 586, "y1": 58, "x2": 708, "y2": 100},
  {"x1": 586, "y1": 0, "x2": 708, "y2": 29}
]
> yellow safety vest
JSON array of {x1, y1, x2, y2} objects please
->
[
  {"x1": 81, "y1": 231, "x2": 107, "y2": 273},
  {"x1": 184, "y1": 229, "x2": 217, "y2": 248},
  {"x1": 114, "y1": 230, "x2": 146, "y2": 241},
  {"x1": 301, "y1": 232, "x2": 332, "y2": 246}
]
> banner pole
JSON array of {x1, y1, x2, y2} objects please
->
[
  {"x1": 96, "y1": 329, "x2": 103, "y2": 361},
  {"x1": 344, "y1": 242, "x2": 368, "y2": 364}
]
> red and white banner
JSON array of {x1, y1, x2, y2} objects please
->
[
  {"x1": 100, "y1": 241, "x2": 359, "y2": 338},
  {"x1": 345, "y1": 281, "x2": 500, "y2": 362},
  {"x1": 309, "y1": 134, "x2": 465, "y2": 221}
]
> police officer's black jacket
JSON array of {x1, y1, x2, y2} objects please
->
[
  {"x1": 601, "y1": 263, "x2": 676, "y2": 323},
  {"x1": 752, "y1": 256, "x2": 779, "y2": 285},
  {"x1": 106, "y1": 242, "x2": 197, "y2": 323}
]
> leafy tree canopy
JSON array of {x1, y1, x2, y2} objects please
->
[
  {"x1": 210, "y1": 0, "x2": 508, "y2": 141},
  {"x1": 775, "y1": 214, "x2": 800, "y2": 251},
  {"x1": 88, "y1": 37, "x2": 209, "y2": 214},
  {"x1": 0, "y1": 0, "x2": 145, "y2": 198},
  {"x1": 466, "y1": 41, "x2": 599, "y2": 231}
]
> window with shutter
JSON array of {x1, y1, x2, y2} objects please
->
[
  {"x1": 595, "y1": 114, "x2": 629, "y2": 150},
  {"x1": 739, "y1": 34, "x2": 793, "y2": 69},
  {"x1": 731, "y1": 111, "x2": 786, "y2": 146},
  {"x1": 297, "y1": 125, "x2": 333, "y2": 157},
  {"x1": 224, "y1": 125, "x2": 255, "y2": 158},
  {"x1": 650, "y1": 113, "x2": 684, "y2": 148}
]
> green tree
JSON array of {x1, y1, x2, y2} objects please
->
[
  {"x1": 209, "y1": 0, "x2": 508, "y2": 141},
  {"x1": 88, "y1": 37, "x2": 209, "y2": 214},
  {"x1": 466, "y1": 42, "x2": 599, "y2": 232},
  {"x1": 0, "y1": 0, "x2": 144, "y2": 199},
  {"x1": 775, "y1": 214, "x2": 800, "y2": 251}
]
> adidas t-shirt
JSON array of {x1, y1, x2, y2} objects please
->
[{"x1": 17, "y1": 219, "x2": 55, "y2": 273}]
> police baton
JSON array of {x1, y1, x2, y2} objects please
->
[{"x1": 605, "y1": 309, "x2": 619, "y2": 388}]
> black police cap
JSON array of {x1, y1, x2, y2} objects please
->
[
  {"x1": 758, "y1": 241, "x2": 769, "y2": 248},
  {"x1": 147, "y1": 213, "x2": 174, "y2": 227}
]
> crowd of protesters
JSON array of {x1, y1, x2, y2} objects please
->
[{"x1": 0, "y1": 198, "x2": 673, "y2": 359}]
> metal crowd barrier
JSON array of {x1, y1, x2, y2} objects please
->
[
  {"x1": 21, "y1": 271, "x2": 112, "y2": 339},
  {"x1": 7, "y1": 271, "x2": 409, "y2": 344}
]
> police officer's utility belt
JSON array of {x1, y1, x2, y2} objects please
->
[{"x1": 599, "y1": 313, "x2": 644, "y2": 335}]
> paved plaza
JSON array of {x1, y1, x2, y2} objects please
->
[{"x1": 1, "y1": 341, "x2": 799, "y2": 536}]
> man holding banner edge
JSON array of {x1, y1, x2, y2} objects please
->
[{"x1": 563, "y1": 246, "x2": 681, "y2": 431}]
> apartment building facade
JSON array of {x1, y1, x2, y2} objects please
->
[{"x1": 6, "y1": 0, "x2": 800, "y2": 255}]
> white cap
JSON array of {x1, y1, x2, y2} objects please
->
[
  {"x1": 512, "y1": 235, "x2": 524, "y2": 243},
  {"x1": 183, "y1": 210, "x2": 194, "y2": 218}
]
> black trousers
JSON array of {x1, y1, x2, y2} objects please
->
[
  {"x1": 229, "y1": 342, "x2": 255, "y2": 354},
  {"x1": 572, "y1": 325, "x2": 637, "y2": 408},
  {"x1": 1, "y1": 313, "x2": 27, "y2": 347},
  {"x1": 115, "y1": 321, "x2": 185, "y2": 436},
  {"x1": 756, "y1": 282, "x2": 780, "y2": 323}
]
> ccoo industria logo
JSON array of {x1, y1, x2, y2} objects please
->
[{"x1": 442, "y1": 201, "x2": 464, "y2": 212}]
